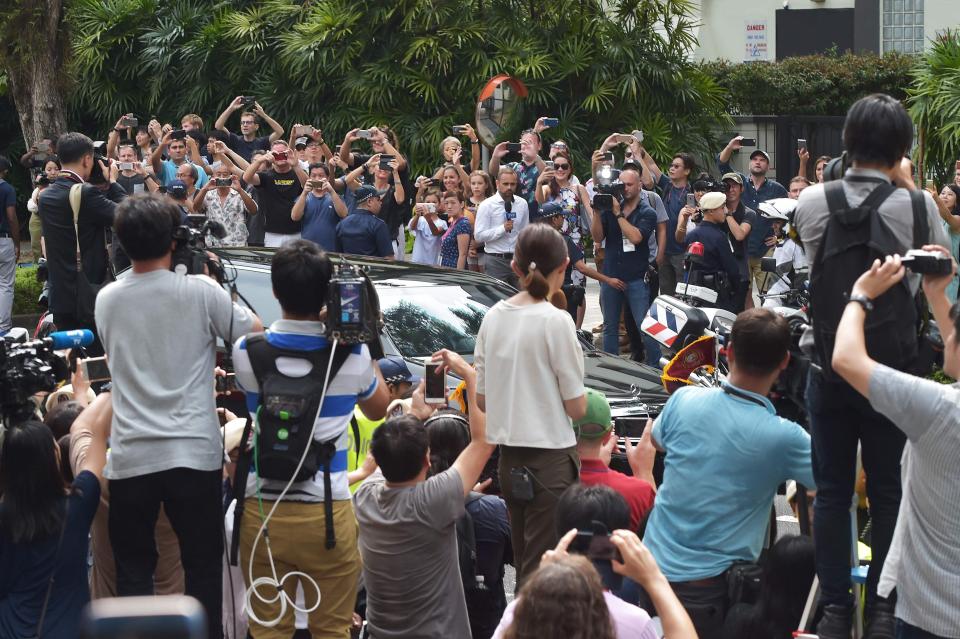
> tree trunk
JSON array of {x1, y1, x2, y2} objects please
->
[{"x1": 0, "y1": 0, "x2": 69, "y2": 147}]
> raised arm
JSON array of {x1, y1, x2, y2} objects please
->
[
  {"x1": 215, "y1": 96, "x2": 245, "y2": 133},
  {"x1": 718, "y1": 135, "x2": 743, "y2": 170},
  {"x1": 929, "y1": 187, "x2": 960, "y2": 233},
  {"x1": 253, "y1": 102, "x2": 285, "y2": 142},
  {"x1": 242, "y1": 153, "x2": 269, "y2": 186},
  {"x1": 70, "y1": 391, "x2": 113, "y2": 490}
]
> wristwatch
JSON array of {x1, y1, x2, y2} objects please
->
[{"x1": 847, "y1": 292, "x2": 874, "y2": 312}]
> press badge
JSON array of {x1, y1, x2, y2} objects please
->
[{"x1": 622, "y1": 237, "x2": 636, "y2": 252}]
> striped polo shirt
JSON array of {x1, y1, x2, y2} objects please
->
[{"x1": 233, "y1": 319, "x2": 378, "y2": 503}]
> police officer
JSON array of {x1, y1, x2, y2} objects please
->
[
  {"x1": 679, "y1": 191, "x2": 740, "y2": 311},
  {"x1": 335, "y1": 185, "x2": 394, "y2": 258}
]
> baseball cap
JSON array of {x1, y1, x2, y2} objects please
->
[
  {"x1": 294, "y1": 136, "x2": 309, "y2": 150},
  {"x1": 750, "y1": 149, "x2": 771, "y2": 163},
  {"x1": 531, "y1": 200, "x2": 564, "y2": 223},
  {"x1": 167, "y1": 180, "x2": 188, "y2": 200},
  {"x1": 720, "y1": 172, "x2": 743, "y2": 185},
  {"x1": 699, "y1": 191, "x2": 726, "y2": 210},
  {"x1": 572, "y1": 389, "x2": 612, "y2": 439},
  {"x1": 355, "y1": 184, "x2": 385, "y2": 204},
  {"x1": 378, "y1": 355, "x2": 421, "y2": 386}
]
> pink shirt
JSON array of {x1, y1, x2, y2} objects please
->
[{"x1": 492, "y1": 590, "x2": 659, "y2": 639}]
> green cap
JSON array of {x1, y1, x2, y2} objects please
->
[{"x1": 572, "y1": 389, "x2": 612, "y2": 439}]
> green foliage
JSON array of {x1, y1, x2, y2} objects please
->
[
  {"x1": 930, "y1": 368, "x2": 956, "y2": 385},
  {"x1": 13, "y1": 266, "x2": 43, "y2": 316},
  {"x1": 65, "y1": 0, "x2": 731, "y2": 175},
  {"x1": 908, "y1": 30, "x2": 960, "y2": 186},
  {"x1": 702, "y1": 51, "x2": 915, "y2": 117}
]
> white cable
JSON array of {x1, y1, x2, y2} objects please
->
[{"x1": 244, "y1": 340, "x2": 339, "y2": 627}]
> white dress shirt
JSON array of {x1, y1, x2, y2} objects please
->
[{"x1": 474, "y1": 192, "x2": 529, "y2": 254}]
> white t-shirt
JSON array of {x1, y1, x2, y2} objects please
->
[
  {"x1": 409, "y1": 216, "x2": 447, "y2": 265},
  {"x1": 475, "y1": 300, "x2": 585, "y2": 448}
]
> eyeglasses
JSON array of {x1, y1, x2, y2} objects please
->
[
  {"x1": 554, "y1": 164, "x2": 570, "y2": 170},
  {"x1": 670, "y1": 163, "x2": 684, "y2": 169}
]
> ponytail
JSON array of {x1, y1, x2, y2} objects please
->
[{"x1": 514, "y1": 224, "x2": 568, "y2": 302}]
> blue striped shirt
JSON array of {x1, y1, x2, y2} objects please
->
[{"x1": 233, "y1": 319, "x2": 378, "y2": 502}]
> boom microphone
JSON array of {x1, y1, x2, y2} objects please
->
[{"x1": 47, "y1": 329, "x2": 95, "y2": 350}]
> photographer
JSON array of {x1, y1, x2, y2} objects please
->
[
  {"x1": 95, "y1": 193, "x2": 261, "y2": 639},
  {"x1": 232, "y1": 240, "x2": 389, "y2": 637},
  {"x1": 114, "y1": 144, "x2": 158, "y2": 197},
  {"x1": 38, "y1": 133, "x2": 118, "y2": 351},
  {"x1": 642, "y1": 308, "x2": 814, "y2": 638},
  {"x1": 489, "y1": 127, "x2": 545, "y2": 214},
  {"x1": 243, "y1": 140, "x2": 308, "y2": 247},
  {"x1": 193, "y1": 165, "x2": 258, "y2": 247},
  {"x1": 678, "y1": 191, "x2": 741, "y2": 312},
  {"x1": 150, "y1": 130, "x2": 209, "y2": 189},
  {"x1": 214, "y1": 97, "x2": 285, "y2": 162},
  {"x1": 589, "y1": 166, "x2": 661, "y2": 366},
  {"x1": 291, "y1": 163, "x2": 348, "y2": 252},
  {"x1": 831, "y1": 250, "x2": 960, "y2": 639},
  {"x1": 794, "y1": 93, "x2": 949, "y2": 639},
  {"x1": 0, "y1": 157, "x2": 19, "y2": 332}
]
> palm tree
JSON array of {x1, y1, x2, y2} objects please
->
[{"x1": 908, "y1": 30, "x2": 960, "y2": 186}]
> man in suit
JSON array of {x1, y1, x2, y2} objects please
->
[{"x1": 39, "y1": 133, "x2": 118, "y2": 353}]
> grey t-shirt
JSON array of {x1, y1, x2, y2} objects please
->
[
  {"x1": 869, "y1": 364, "x2": 960, "y2": 637},
  {"x1": 643, "y1": 189, "x2": 668, "y2": 264},
  {"x1": 353, "y1": 467, "x2": 469, "y2": 639},
  {"x1": 96, "y1": 269, "x2": 257, "y2": 479}
]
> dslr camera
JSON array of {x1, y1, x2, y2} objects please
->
[
  {"x1": 592, "y1": 165, "x2": 624, "y2": 212},
  {"x1": 901, "y1": 249, "x2": 954, "y2": 276},
  {"x1": 171, "y1": 214, "x2": 227, "y2": 281}
]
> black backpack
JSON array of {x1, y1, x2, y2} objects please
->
[{"x1": 810, "y1": 180, "x2": 929, "y2": 380}]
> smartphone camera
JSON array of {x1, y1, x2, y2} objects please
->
[
  {"x1": 797, "y1": 138, "x2": 807, "y2": 151},
  {"x1": 357, "y1": 129, "x2": 373, "y2": 139},
  {"x1": 214, "y1": 177, "x2": 232, "y2": 187},
  {"x1": 80, "y1": 356, "x2": 111, "y2": 383},
  {"x1": 544, "y1": 160, "x2": 555, "y2": 171},
  {"x1": 506, "y1": 142, "x2": 522, "y2": 153},
  {"x1": 542, "y1": 117, "x2": 559, "y2": 127},
  {"x1": 169, "y1": 129, "x2": 188, "y2": 141},
  {"x1": 425, "y1": 363, "x2": 446, "y2": 405},
  {"x1": 614, "y1": 417, "x2": 646, "y2": 438},
  {"x1": 452, "y1": 125, "x2": 467, "y2": 135},
  {"x1": 379, "y1": 154, "x2": 395, "y2": 170},
  {"x1": 121, "y1": 116, "x2": 139, "y2": 128}
]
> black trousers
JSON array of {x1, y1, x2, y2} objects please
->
[
  {"x1": 638, "y1": 576, "x2": 728, "y2": 639},
  {"x1": 109, "y1": 467, "x2": 224, "y2": 639}
]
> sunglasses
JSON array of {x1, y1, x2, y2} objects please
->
[{"x1": 554, "y1": 163, "x2": 570, "y2": 170}]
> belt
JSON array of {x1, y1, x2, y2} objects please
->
[
  {"x1": 486, "y1": 252, "x2": 513, "y2": 259},
  {"x1": 676, "y1": 574, "x2": 726, "y2": 588}
]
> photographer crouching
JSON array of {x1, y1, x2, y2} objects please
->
[
  {"x1": 95, "y1": 193, "x2": 262, "y2": 639},
  {"x1": 794, "y1": 93, "x2": 949, "y2": 638}
]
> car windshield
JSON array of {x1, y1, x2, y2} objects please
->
[
  {"x1": 226, "y1": 267, "x2": 507, "y2": 358},
  {"x1": 376, "y1": 281, "x2": 505, "y2": 357}
]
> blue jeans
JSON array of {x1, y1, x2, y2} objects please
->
[
  {"x1": 600, "y1": 278, "x2": 661, "y2": 367},
  {"x1": 897, "y1": 619, "x2": 950, "y2": 639},
  {"x1": 807, "y1": 370, "x2": 905, "y2": 608}
]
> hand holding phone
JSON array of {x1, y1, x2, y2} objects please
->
[
  {"x1": 506, "y1": 142, "x2": 522, "y2": 153},
  {"x1": 80, "y1": 356, "x2": 111, "y2": 383},
  {"x1": 425, "y1": 362, "x2": 446, "y2": 405}
]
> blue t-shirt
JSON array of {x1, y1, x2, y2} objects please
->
[
  {"x1": 0, "y1": 471, "x2": 101, "y2": 639},
  {"x1": 336, "y1": 209, "x2": 393, "y2": 258},
  {"x1": 0, "y1": 180, "x2": 15, "y2": 234},
  {"x1": 440, "y1": 217, "x2": 472, "y2": 268},
  {"x1": 599, "y1": 203, "x2": 657, "y2": 282},
  {"x1": 301, "y1": 193, "x2": 340, "y2": 252},
  {"x1": 644, "y1": 384, "x2": 814, "y2": 582},
  {"x1": 656, "y1": 174, "x2": 690, "y2": 256},
  {"x1": 158, "y1": 159, "x2": 209, "y2": 188}
]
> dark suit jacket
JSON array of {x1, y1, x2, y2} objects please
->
[{"x1": 38, "y1": 178, "x2": 117, "y2": 315}]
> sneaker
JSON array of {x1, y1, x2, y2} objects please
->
[{"x1": 815, "y1": 603, "x2": 853, "y2": 639}]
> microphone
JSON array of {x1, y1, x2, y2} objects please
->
[
  {"x1": 503, "y1": 197, "x2": 515, "y2": 232},
  {"x1": 46, "y1": 329, "x2": 95, "y2": 350}
]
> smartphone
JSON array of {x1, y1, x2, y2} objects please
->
[
  {"x1": 169, "y1": 129, "x2": 187, "y2": 140},
  {"x1": 571, "y1": 530, "x2": 623, "y2": 563},
  {"x1": 797, "y1": 138, "x2": 807, "y2": 151},
  {"x1": 956, "y1": 160, "x2": 960, "y2": 171},
  {"x1": 426, "y1": 203, "x2": 437, "y2": 214},
  {"x1": 509, "y1": 467, "x2": 534, "y2": 501},
  {"x1": 425, "y1": 363, "x2": 446, "y2": 404},
  {"x1": 121, "y1": 116, "x2": 139, "y2": 128},
  {"x1": 452, "y1": 125, "x2": 467, "y2": 135},
  {"x1": 686, "y1": 193, "x2": 696, "y2": 208},
  {"x1": 81, "y1": 595, "x2": 206, "y2": 639},
  {"x1": 614, "y1": 417, "x2": 646, "y2": 438},
  {"x1": 215, "y1": 372, "x2": 237, "y2": 394},
  {"x1": 273, "y1": 151, "x2": 288, "y2": 162},
  {"x1": 357, "y1": 129, "x2": 373, "y2": 139},
  {"x1": 506, "y1": 142, "x2": 522, "y2": 153},
  {"x1": 601, "y1": 151, "x2": 615, "y2": 163},
  {"x1": 301, "y1": 125, "x2": 317, "y2": 136},
  {"x1": 739, "y1": 137, "x2": 757, "y2": 147},
  {"x1": 926, "y1": 179, "x2": 936, "y2": 190},
  {"x1": 36, "y1": 140, "x2": 50, "y2": 153},
  {"x1": 80, "y1": 356, "x2": 111, "y2": 383},
  {"x1": 214, "y1": 177, "x2": 232, "y2": 187},
  {"x1": 544, "y1": 160, "x2": 554, "y2": 171},
  {"x1": 427, "y1": 178, "x2": 442, "y2": 187},
  {"x1": 379, "y1": 154, "x2": 395, "y2": 170},
  {"x1": 241, "y1": 96, "x2": 256, "y2": 106},
  {"x1": 118, "y1": 162, "x2": 134, "y2": 171},
  {"x1": 631, "y1": 129, "x2": 644, "y2": 143},
  {"x1": 542, "y1": 117, "x2": 559, "y2": 127}
]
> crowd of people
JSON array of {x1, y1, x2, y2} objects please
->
[{"x1": 1, "y1": 91, "x2": 959, "y2": 639}]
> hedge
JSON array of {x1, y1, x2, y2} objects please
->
[
  {"x1": 14, "y1": 265, "x2": 43, "y2": 316},
  {"x1": 701, "y1": 51, "x2": 916, "y2": 116}
]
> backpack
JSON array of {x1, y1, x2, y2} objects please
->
[
  {"x1": 244, "y1": 333, "x2": 352, "y2": 548},
  {"x1": 810, "y1": 180, "x2": 929, "y2": 380},
  {"x1": 456, "y1": 493, "x2": 483, "y2": 595},
  {"x1": 457, "y1": 493, "x2": 504, "y2": 638}
]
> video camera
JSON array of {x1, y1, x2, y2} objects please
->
[
  {"x1": 171, "y1": 215, "x2": 227, "y2": 281},
  {"x1": 0, "y1": 329, "x2": 93, "y2": 426},
  {"x1": 592, "y1": 165, "x2": 624, "y2": 212},
  {"x1": 325, "y1": 260, "x2": 383, "y2": 355}
]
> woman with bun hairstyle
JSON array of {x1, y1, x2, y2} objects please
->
[{"x1": 474, "y1": 223, "x2": 587, "y2": 587}]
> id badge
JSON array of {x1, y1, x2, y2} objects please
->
[{"x1": 622, "y1": 236, "x2": 635, "y2": 253}]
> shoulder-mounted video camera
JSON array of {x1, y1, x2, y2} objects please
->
[
  {"x1": 0, "y1": 329, "x2": 87, "y2": 426},
  {"x1": 325, "y1": 259, "x2": 384, "y2": 356},
  {"x1": 171, "y1": 214, "x2": 227, "y2": 281},
  {"x1": 593, "y1": 165, "x2": 625, "y2": 212}
]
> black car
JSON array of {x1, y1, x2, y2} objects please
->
[{"x1": 210, "y1": 248, "x2": 669, "y2": 427}]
